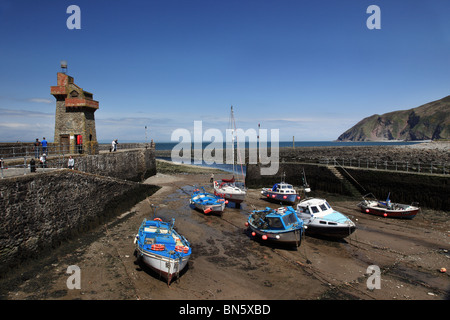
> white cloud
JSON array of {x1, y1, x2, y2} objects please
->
[{"x1": 28, "y1": 98, "x2": 52, "y2": 104}]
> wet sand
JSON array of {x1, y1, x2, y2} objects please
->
[{"x1": 0, "y1": 161, "x2": 449, "y2": 302}]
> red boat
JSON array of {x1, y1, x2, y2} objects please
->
[{"x1": 357, "y1": 193, "x2": 419, "y2": 219}]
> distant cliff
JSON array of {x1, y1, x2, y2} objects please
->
[{"x1": 337, "y1": 95, "x2": 450, "y2": 141}]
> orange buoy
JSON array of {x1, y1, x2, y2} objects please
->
[
  {"x1": 262, "y1": 235, "x2": 268, "y2": 240},
  {"x1": 251, "y1": 232, "x2": 256, "y2": 237},
  {"x1": 151, "y1": 244, "x2": 165, "y2": 251},
  {"x1": 175, "y1": 245, "x2": 189, "y2": 253},
  {"x1": 440, "y1": 267, "x2": 447, "y2": 273}
]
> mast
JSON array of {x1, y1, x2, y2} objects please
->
[{"x1": 230, "y1": 105, "x2": 245, "y2": 185}]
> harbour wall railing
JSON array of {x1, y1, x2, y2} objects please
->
[
  {"x1": 0, "y1": 142, "x2": 152, "y2": 160},
  {"x1": 319, "y1": 157, "x2": 448, "y2": 175}
]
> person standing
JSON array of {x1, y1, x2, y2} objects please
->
[
  {"x1": 40, "y1": 153, "x2": 46, "y2": 168},
  {"x1": 30, "y1": 158, "x2": 36, "y2": 173},
  {"x1": 112, "y1": 139, "x2": 118, "y2": 152},
  {"x1": 34, "y1": 138, "x2": 41, "y2": 158},
  {"x1": 68, "y1": 156, "x2": 75, "y2": 170},
  {"x1": 41, "y1": 137, "x2": 48, "y2": 155}
]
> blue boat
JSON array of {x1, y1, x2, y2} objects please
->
[
  {"x1": 190, "y1": 187, "x2": 227, "y2": 216},
  {"x1": 134, "y1": 217, "x2": 191, "y2": 285},
  {"x1": 261, "y1": 181, "x2": 300, "y2": 204},
  {"x1": 246, "y1": 206, "x2": 304, "y2": 247}
]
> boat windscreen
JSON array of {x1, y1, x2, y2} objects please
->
[
  {"x1": 311, "y1": 206, "x2": 320, "y2": 213},
  {"x1": 266, "y1": 217, "x2": 283, "y2": 229},
  {"x1": 282, "y1": 213, "x2": 298, "y2": 226}
]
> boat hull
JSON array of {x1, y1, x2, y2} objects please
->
[
  {"x1": 359, "y1": 201, "x2": 418, "y2": 219},
  {"x1": 261, "y1": 190, "x2": 299, "y2": 204},
  {"x1": 247, "y1": 224, "x2": 303, "y2": 247},
  {"x1": 136, "y1": 247, "x2": 190, "y2": 283},
  {"x1": 304, "y1": 223, "x2": 356, "y2": 239},
  {"x1": 214, "y1": 189, "x2": 246, "y2": 203},
  {"x1": 191, "y1": 201, "x2": 226, "y2": 214}
]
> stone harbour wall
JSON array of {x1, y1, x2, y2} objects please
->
[
  {"x1": 0, "y1": 169, "x2": 159, "y2": 275},
  {"x1": 46, "y1": 147, "x2": 156, "y2": 182}
]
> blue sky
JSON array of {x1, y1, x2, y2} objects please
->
[{"x1": 0, "y1": 0, "x2": 449, "y2": 143}]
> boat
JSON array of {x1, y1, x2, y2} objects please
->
[
  {"x1": 246, "y1": 206, "x2": 304, "y2": 247},
  {"x1": 357, "y1": 193, "x2": 419, "y2": 219},
  {"x1": 214, "y1": 106, "x2": 247, "y2": 204},
  {"x1": 190, "y1": 187, "x2": 227, "y2": 215},
  {"x1": 213, "y1": 177, "x2": 246, "y2": 204},
  {"x1": 261, "y1": 178, "x2": 300, "y2": 204},
  {"x1": 134, "y1": 217, "x2": 191, "y2": 284},
  {"x1": 296, "y1": 198, "x2": 356, "y2": 239}
]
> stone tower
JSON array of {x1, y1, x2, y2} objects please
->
[{"x1": 51, "y1": 71, "x2": 99, "y2": 155}]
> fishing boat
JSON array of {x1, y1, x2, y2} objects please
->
[
  {"x1": 213, "y1": 106, "x2": 247, "y2": 204},
  {"x1": 246, "y1": 206, "x2": 304, "y2": 247},
  {"x1": 134, "y1": 217, "x2": 191, "y2": 284},
  {"x1": 214, "y1": 177, "x2": 246, "y2": 204},
  {"x1": 261, "y1": 180, "x2": 300, "y2": 204},
  {"x1": 357, "y1": 193, "x2": 419, "y2": 219},
  {"x1": 190, "y1": 187, "x2": 227, "y2": 215},
  {"x1": 296, "y1": 198, "x2": 356, "y2": 239}
]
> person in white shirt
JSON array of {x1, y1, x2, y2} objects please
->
[
  {"x1": 111, "y1": 139, "x2": 118, "y2": 152},
  {"x1": 39, "y1": 153, "x2": 46, "y2": 168},
  {"x1": 68, "y1": 156, "x2": 75, "y2": 170}
]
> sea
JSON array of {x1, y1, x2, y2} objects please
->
[
  {"x1": 153, "y1": 140, "x2": 424, "y2": 151},
  {"x1": 152, "y1": 140, "x2": 425, "y2": 174}
]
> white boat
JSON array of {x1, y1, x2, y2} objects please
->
[
  {"x1": 213, "y1": 106, "x2": 247, "y2": 204},
  {"x1": 296, "y1": 198, "x2": 356, "y2": 239},
  {"x1": 213, "y1": 177, "x2": 246, "y2": 204}
]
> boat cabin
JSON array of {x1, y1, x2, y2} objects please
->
[
  {"x1": 297, "y1": 198, "x2": 333, "y2": 216},
  {"x1": 258, "y1": 207, "x2": 301, "y2": 230},
  {"x1": 272, "y1": 182, "x2": 296, "y2": 194}
]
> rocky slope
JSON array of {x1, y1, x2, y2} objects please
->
[{"x1": 337, "y1": 95, "x2": 450, "y2": 141}]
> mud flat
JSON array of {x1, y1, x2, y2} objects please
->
[{"x1": 0, "y1": 160, "x2": 449, "y2": 304}]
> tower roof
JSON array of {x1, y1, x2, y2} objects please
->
[{"x1": 51, "y1": 72, "x2": 99, "y2": 110}]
